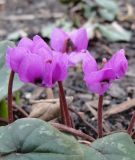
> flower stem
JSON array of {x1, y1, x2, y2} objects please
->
[
  {"x1": 98, "y1": 95, "x2": 103, "y2": 138},
  {"x1": 59, "y1": 92, "x2": 65, "y2": 124},
  {"x1": 8, "y1": 70, "x2": 15, "y2": 124},
  {"x1": 127, "y1": 112, "x2": 135, "y2": 135},
  {"x1": 58, "y1": 81, "x2": 73, "y2": 128},
  {"x1": 51, "y1": 122, "x2": 95, "y2": 142}
]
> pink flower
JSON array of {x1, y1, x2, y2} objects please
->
[
  {"x1": 50, "y1": 27, "x2": 88, "y2": 65},
  {"x1": 83, "y1": 49, "x2": 128, "y2": 95},
  {"x1": 6, "y1": 35, "x2": 68, "y2": 87}
]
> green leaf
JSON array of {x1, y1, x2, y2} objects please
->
[
  {"x1": 0, "y1": 118, "x2": 135, "y2": 160},
  {"x1": 97, "y1": 22, "x2": 132, "y2": 42},
  {"x1": 0, "y1": 118, "x2": 84, "y2": 160},
  {"x1": 7, "y1": 30, "x2": 27, "y2": 41},
  {"x1": 95, "y1": 0, "x2": 118, "y2": 12},
  {"x1": 14, "y1": 91, "x2": 21, "y2": 105},
  {"x1": 0, "y1": 41, "x2": 24, "y2": 101},
  {"x1": 91, "y1": 132, "x2": 135, "y2": 160},
  {"x1": 99, "y1": 8, "x2": 116, "y2": 21},
  {"x1": 0, "y1": 99, "x2": 8, "y2": 118},
  {"x1": 95, "y1": 0, "x2": 118, "y2": 21},
  {"x1": 80, "y1": 132, "x2": 135, "y2": 160}
]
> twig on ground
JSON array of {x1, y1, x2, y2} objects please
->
[
  {"x1": 104, "y1": 98, "x2": 135, "y2": 118},
  {"x1": 69, "y1": 107, "x2": 98, "y2": 134},
  {"x1": 51, "y1": 122, "x2": 95, "y2": 142},
  {"x1": 13, "y1": 104, "x2": 29, "y2": 117}
]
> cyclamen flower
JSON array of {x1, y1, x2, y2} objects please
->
[
  {"x1": 50, "y1": 27, "x2": 88, "y2": 65},
  {"x1": 6, "y1": 35, "x2": 68, "y2": 87},
  {"x1": 83, "y1": 49, "x2": 128, "y2": 95}
]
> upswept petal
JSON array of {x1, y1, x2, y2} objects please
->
[
  {"x1": 6, "y1": 47, "x2": 28, "y2": 72},
  {"x1": 32, "y1": 35, "x2": 51, "y2": 54},
  {"x1": 84, "y1": 68, "x2": 116, "y2": 95},
  {"x1": 86, "y1": 81, "x2": 111, "y2": 95},
  {"x1": 18, "y1": 54, "x2": 45, "y2": 85},
  {"x1": 50, "y1": 28, "x2": 69, "y2": 52},
  {"x1": 43, "y1": 62, "x2": 53, "y2": 87},
  {"x1": 82, "y1": 51, "x2": 97, "y2": 74},
  {"x1": 70, "y1": 28, "x2": 88, "y2": 51},
  {"x1": 68, "y1": 51, "x2": 85, "y2": 66},
  {"x1": 37, "y1": 47, "x2": 52, "y2": 61},
  {"x1": 17, "y1": 37, "x2": 33, "y2": 50},
  {"x1": 52, "y1": 53, "x2": 68, "y2": 84},
  {"x1": 104, "y1": 49, "x2": 128, "y2": 78}
]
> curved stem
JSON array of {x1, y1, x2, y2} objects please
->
[
  {"x1": 127, "y1": 112, "x2": 135, "y2": 135},
  {"x1": 8, "y1": 70, "x2": 14, "y2": 124},
  {"x1": 58, "y1": 81, "x2": 73, "y2": 128},
  {"x1": 51, "y1": 122, "x2": 95, "y2": 142},
  {"x1": 98, "y1": 95, "x2": 103, "y2": 138}
]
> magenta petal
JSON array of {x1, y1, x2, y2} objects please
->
[
  {"x1": 37, "y1": 47, "x2": 53, "y2": 61},
  {"x1": 6, "y1": 47, "x2": 27, "y2": 72},
  {"x1": 84, "y1": 68, "x2": 116, "y2": 95},
  {"x1": 17, "y1": 37, "x2": 33, "y2": 49},
  {"x1": 32, "y1": 35, "x2": 51, "y2": 53},
  {"x1": 70, "y1": 28, "x2": 88, "y2": 51},
  {"x1": 50, "y1": 28, "x2": 69, "y2": 52},
  {"x1": 104, "y1": 49, "x2": 128, "y2": 78},
  {"x1": 86, "y1": 81, "x2": 111, "y2": 95},
  {"x1": 18, "y1": 54, "x2": 45, "y2": 85},
  {"x1": 43, "y1": 62, "x2": 53, "y2": 87},
  {"x1": 82, "y1": 51, "x2": 98, "y2": 74},
  {"x1": 52, "y1": 53, "x2": 68, "y2": 84},
  {"x1": 68, "y1": 51, "x2": 85, "y2": 66}
]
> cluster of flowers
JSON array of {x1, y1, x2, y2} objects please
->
[{"x1": 6, "y1": 28, "x2": 128, "y2": 95}]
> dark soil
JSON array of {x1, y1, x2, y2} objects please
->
[{"x1": 0, "y1": 0, "x2": 135, "y2": 138}]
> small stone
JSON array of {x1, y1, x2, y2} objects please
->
[{"x1": 108, "y1": 83, "x2": 126, "y2": 98}]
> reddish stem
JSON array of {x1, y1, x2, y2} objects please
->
[
  {"x1": 51, "y1": 122, "x2": 95, "y2": 142},
  {"x1": 127, "y1": 112, "x2": 135, "y2": 135},
  {"x1": 8, "y1": 70, "x2": 14, "y2": 124},
  {"x1": 98, "y1": 95, "x2": 103, "y2": 138},
  {"x1": 59, "y1": 91, "x2": 65, "y2": 124},
  {"x1": 58, "y1": 81, "x2": 73, "y2": 127}
]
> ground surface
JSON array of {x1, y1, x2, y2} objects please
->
[{"x1": 0, "y1": 0, "x2": 135, "y2": 138}]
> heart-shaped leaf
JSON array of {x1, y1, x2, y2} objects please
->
[
  {"x1": 0, "y1": 118, "x2": 135, "y2": 160},
  {"x1": 0, "y1": 41, "x2": 24, "y2": 101},
  {"x1": 0, "y1": 118, "x2": 84, "y2": 160}
]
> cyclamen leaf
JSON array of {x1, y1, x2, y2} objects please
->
[
  {"x1": 0, "y1": 118, "x2": 84, "y2": 160},
  {"x1": 91, "y1": 132, "x2": 135, "y2": 160},
  {"x1": 0, "y1": 41, "x2": 24, "y2": 100},
  {"x1": 95, "y1": 0, "x2": 118, "y2": 21},
  {"x1": 99, "y1": 8, "x2": 116, "y2": 21},
  {"x1": 97, "y1": 22, "x2": 132, "y2": 42},
  {"x1": 0, "y1": 118, "x2": 135, "y2": 160},
  {"x1": 95, "y1": 0, "x2": 118, "y2": 12}
]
